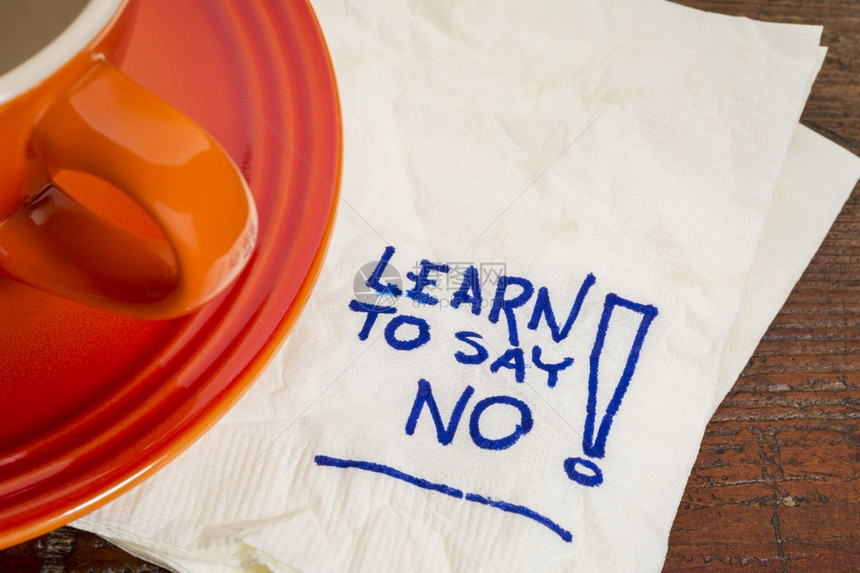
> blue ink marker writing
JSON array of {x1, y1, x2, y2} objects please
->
[
  {"x1": 384, "y1": 314, "x2": 431, "y2": 350},
  {"x1": 469, "y1": 395, "x2": 533, "y2": 450},
  {"x1": 453, "y1": 331, "x2": 489, "y2": 365},
  {"x1": 405, "y1": 379, "x2": 474, "y2": 445},
  {"x1": 527, "y1": 273, "x2": 596, "y2": 343},
  {"x1": 531, "y1": 346, "x2": 574, "y2": 388},
  {"x1": 348, "y1": 300, "x2": 396, "y2": 340},
  {"x1": 406, "y1": 260, "x2": 450, "y2": 305},
  {"x1": 489, "y1": 347, "x2": 526, "y2": 383},
  {"x1": 450, "y1": 265, "x2": 483, "y2": 315},
  {"x1": 315, "y1": 454, "x2": 573, "y2": 542},
  {"x1": 365, "y1": 246, "x2": 403, "y2": 298},
  {"x1": 563, "y1": 457, "x2": 603, "y2": 487},
  {"x1": 488, "y1": 275, "x2": 534, "y2": 347},
  {"x1": 582, "y1": 293, "x2": 658, "y2": 459}
]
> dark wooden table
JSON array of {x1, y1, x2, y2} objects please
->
[
  {"x1": 664, "y1": 1, "x2": 860, "y2": 570},
  {"x1": 2, "y1": 1, "x2": 858, "y2": 571}
]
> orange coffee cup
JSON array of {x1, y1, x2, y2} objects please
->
[{"x1": 0, "y1": 0, "x2": 257, "y2": 319}]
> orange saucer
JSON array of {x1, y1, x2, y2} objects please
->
[{"x1": 0, "y1": 0, "x2": 341, "y2": 548}]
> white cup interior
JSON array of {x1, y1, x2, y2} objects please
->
[{"x1": 0, "y1": 0, "x2": 122, "y2": 105}]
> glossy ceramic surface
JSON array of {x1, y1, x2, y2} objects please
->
[
  {"x1": 0, "y1": 0, "x2": 341, "y2": 548},
  {"x1": 0, "y1": 0, "x2": 257, "y2": 319}
]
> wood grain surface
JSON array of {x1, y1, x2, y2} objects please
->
[
  {"x1": 665, "y1": 1, "x2": 860, "y2": 571},
  {"x1": 1, "y1": 0, "x2": 857, "y2": 571}
]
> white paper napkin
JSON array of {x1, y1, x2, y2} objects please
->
[
  {"x1": 75, "y1": 0, "x2": 860, "y2": 571},
  {"x1": 78, "y1": 126, "x2": 860, "y2": 573}
]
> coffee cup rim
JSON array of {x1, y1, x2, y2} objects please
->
[{"x1": 0, "y1": 0, "x2": 124, "y2": 106}]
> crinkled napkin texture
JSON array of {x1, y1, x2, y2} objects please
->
[{"x1": 76, "y1": 1, "x2": 860, "y2": 572}]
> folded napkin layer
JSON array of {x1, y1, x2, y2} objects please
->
[
  {"x1": 715, "y1": 125, "x2": 860, "y2": 404},
  {"x1": 76, "y1": 1, "x2": 860, "y2": 571}
]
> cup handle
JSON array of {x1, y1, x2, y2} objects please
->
[{"x1": 0, "y1": 61, "x2": 257, "y2": 319}]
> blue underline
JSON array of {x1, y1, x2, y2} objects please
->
[{"x1": 314, "y1": 454, "x2": 572, "y2": 543}]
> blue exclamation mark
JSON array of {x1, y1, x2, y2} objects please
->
[{"x1": 565, "y1": 293, "x2": 658, "y2": 487}]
